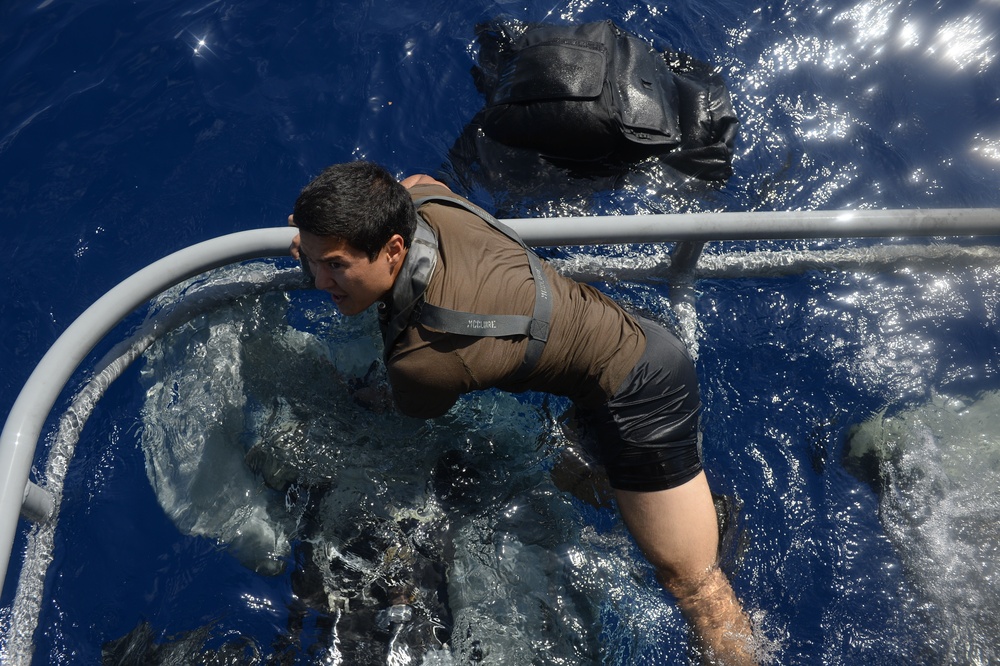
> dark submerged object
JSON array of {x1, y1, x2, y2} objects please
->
[
  {"x1": 102, "y1": 494, "x2": 455, "y2": 666},
  {"x1": 102, "y1": 621, "x2": 261, "y2": 665},
  {"x1": 467, "y1": 19, "x2": 738, "y2": 181}
]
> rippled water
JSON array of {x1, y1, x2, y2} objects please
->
[{"x1": 2, "y1": 0, "x2": 999, "y2": 663}]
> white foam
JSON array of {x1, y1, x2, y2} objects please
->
[{"x1": 848, "y1": 390, "x2": 1000, "y2": 662}]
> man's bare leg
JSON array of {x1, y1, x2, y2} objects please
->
[{"x1": 615, "y1": 471, "x2": 756, "y2": 665}]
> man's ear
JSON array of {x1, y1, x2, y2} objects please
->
[{"x1": 385, "y1": 234, "x2": 406, "y2": 268}]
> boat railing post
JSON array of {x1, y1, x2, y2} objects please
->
[
  {"x1": 668, "y1": 241, "x2": 706, "y2": 274},
  {"x1": 20, "y1": 481, "x2": 53, "y2": 524},
  {"x1": 667, "y1": 241, "x2": 706, "y2": 356}
]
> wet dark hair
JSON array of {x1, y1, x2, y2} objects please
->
[{"x1": 293, "y1": 161, "x2": 417, "y2": 260}]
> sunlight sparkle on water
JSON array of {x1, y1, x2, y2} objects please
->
[
  {"x1": 833, "y1": 1, "x2": 997, "y2": 73},
  {"x1": 928, "y1": 16, "x2": 996, "y2": 72},
  {"x1": 897, "y1": 20, "x2": 921, "y2": 49},
  {"x1": 745, "y1": 36, "x2": 853, "y2": 92},
  {"x1": 971, "y1": 133, "x2": 1000, "y2": 162},
  {"x1": 189, "y1": 33, "x2": 215, "y2": 57},
  {"x1": 795, "y1": 98, "x2": 852, "y2": 142},
  {"x1": 242, "y1": 593, "x2": 278, "y2": 613},
  {"x1": 930, "y1": 15, "x2": 996, "y2": 72},
  {"x1": 542, "y1": 0, "x2": 597, "y2": 22},
  {"x1": 833, "y1": 0, "x2": 898, "y2": 47}
]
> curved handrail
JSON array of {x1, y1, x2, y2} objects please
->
[
  {"x1": 0, "y1": 227, "x2": 299, "y2": 587},
  {"x1": 1, "y1": 207, "x2": 999, "y2": 589},
  {"x1": 2, "y1": 265, "x2": 308, "y2": 665},
  {"x1": 509, "y1": 207, "x2": 1000, "y2": 246}
]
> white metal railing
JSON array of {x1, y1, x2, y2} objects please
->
[
  {"x1": 506, "y1": 207, "x2": 1000, "y2": 245},
  {"x1": 1, "y1": 207, "x2": 998, "y2": 611},
  {"x1": 0, "y1": 227, "x2": 300, "y2": 589}
]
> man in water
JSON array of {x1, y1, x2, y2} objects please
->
[{"x1": 288, "y1": 161, "x2": 756, "y2": 664}]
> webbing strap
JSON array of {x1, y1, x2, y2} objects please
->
[
  {"x1": 418, "y1": 303, "x2": 534, "y2": 338},
  {"x1": 516, "y1": 251, "x2": 553, "y2": 380},
  {"x1": 414, "y1": 195, "x2": 529, "y2": 249},
  {"x1": 412, "y1": 195, "x2": 552, "y2": 380}
]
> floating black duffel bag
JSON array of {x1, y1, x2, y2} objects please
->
[{"x1": 475, "y1": 19, "x2": 738, "y2": 180}]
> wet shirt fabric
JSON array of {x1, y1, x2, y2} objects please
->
[
  {"x1": 384, "y1": 184, "x2": 702, "y2": 491},
  {"x1": 385, "y1": 184, "x2": 645, "y2": 416}
]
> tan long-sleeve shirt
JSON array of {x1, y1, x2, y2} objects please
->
[{"x1": 386, "y1": 184, "x2": 645, "y2": 418}]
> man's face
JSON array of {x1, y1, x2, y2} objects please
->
[{"x1": 298, "y1": 232, "x2": 402, "y2": 316}]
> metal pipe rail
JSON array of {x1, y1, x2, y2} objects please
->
[
  {"x1": 0, "y1": 227, "x2": 300, "y2": 590},
  {"x1": 1, "y1": 207, "x2": 999, "y2": 590},
  {"x1": 508, "y1": 207, "x2": 1000, "y2": 246}
]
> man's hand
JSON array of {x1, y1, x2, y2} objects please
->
[
  {"x1": 287, "y1": 214, "x2": 301, "y2": 260},
  {"x1": 400, "y1": 174, "x2": 451, "y2": 191},
  {"x1": 348, "y1": 361, "x2": 394, "y2": 413},
  {"x1": 286, "y1": 213, "x2": 313, "y2": 283}
]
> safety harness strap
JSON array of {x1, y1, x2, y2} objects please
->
[{"x1": 411, "y1": 195, "x2": 552, "y2": 380}]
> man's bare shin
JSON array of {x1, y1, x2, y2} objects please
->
[{"x1": 663, "y1": 564, "x2": 756, "y2": 665}]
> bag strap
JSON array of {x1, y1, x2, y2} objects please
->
[{"x1": 412, "y1": 195, "x2": 552, "y2": 381}]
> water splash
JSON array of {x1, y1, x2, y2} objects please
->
[
  {"x1": 0, "y1": 263, "x2": 306, "y2": 665},
  {"x1": 135, "y1": 277, "x2": 639, "y2": 663},
  {"x1": 847, "y1": 390, "x2": 1000, "y2": 664}
]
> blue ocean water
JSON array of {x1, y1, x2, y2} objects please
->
[{"x1": 2, "y1": 0, "x2": 1000, "y2": 664}]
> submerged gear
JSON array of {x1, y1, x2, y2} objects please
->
[{"x1": 474, "y1": 19, "x2": 739, "y2": 179}]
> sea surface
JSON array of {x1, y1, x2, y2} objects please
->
[{"x1": 2, "y1": 0, "x2": 1000, "y2": 664}]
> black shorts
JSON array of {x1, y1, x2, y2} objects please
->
[{"x1": 578, "y1": 318, "x2": 703, "y2": 492}]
